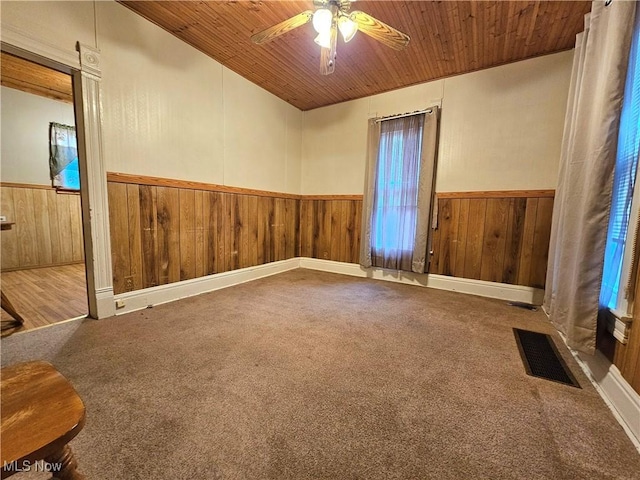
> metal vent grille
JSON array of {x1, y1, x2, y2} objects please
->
[{"x1": 513, "y1": 328, "x2": 581, "y2": 388}]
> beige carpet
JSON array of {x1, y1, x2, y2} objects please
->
[{"x1": 2, "y1": 269, "x2": 639, "y2": 479}]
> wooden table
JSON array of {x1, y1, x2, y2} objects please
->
[
  {"x1": 0, "y1": 221, "x2": 25, "y2": 329},
  {"x1": 1, "y1": 361, "x2": 86, "y2": 479}
]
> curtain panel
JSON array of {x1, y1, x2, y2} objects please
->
[
  {"x1": 49, "y1": 122, "x2": 78, "y2": 186},
  {"x1": 360, "y1": 107, "x2": 439, "y2": 274},
  {"x1": 544, "y1": 1, "x2": 637, "y2": 354}
]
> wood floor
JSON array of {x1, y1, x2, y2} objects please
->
[{"x1": 1, "y1": 263, "x2": 87, "y2": 336}]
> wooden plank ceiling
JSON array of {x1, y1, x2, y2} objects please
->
[
  {"x1": 120, "y1": 1, "x2": 591, "y2": 111},
  {"x1": 1, "y1": 52, "x2": 73, "y2": 103}
]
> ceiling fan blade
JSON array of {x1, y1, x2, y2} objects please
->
[
  {"x1": 320, "y1": 23, "x2": 338, "y2": 75},
  {"x1": 350, "y1": 10, "x2": 410, "y2": 51},
  {"x1": 251, "y1": 10, "x2": 313, "y2": 45}
]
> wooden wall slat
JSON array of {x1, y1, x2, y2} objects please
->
[
  {"x1": 274, "y1": 198, "x2": 286, "y2": 262},
  {"x1": 46, "y1": 189, "x2": 62, "y2": 265},
  {"x1": 502, "y1": 198, "x2": 526, "y2": 284},
  {"x1": 337, "y1": 201, "x2": 348, "y2": 263},
  {"x1": 200, "y1": 192, "x2": 211, "y2": 276},
  {"x1": 139, "y1": 185, "x2": 158, "y2": 289},
  {"x1": 1, "y1": 188, "x2": 18, "y2": 270},
  {"x1": 248, "y1": 196, "x2": 259, "y2": 267},
  {"x1": 57, "y1": 194, "x2": 75, "y2": 264},
  {"x1": 268, "y1": 196, "x2": 276, "y2": 264},
  {"x1": 329, "y1": 200, "x2": 342, "y2": 262},
  {"x1": 215, "y1": 192, "x2": 226, "y2": 274},
  {"x1": 240, "y1": 195, "x2": 250, "y2": 268},
  {"x1": 156, "y1": 187, "x2": 181, "y2": 285},
  {"x1": 435, "y1": 198, "x2": 455, "y2": 275},
  {"x1": 312, "y1": 200, "x2": 321, "y2": 259},
  {"x1": 231, "y1": 194, "x2": 240, "y2": 270},
  {"x1": 430, "y1": 223, "x2": 441, "y2": 274},
  {"x1": 452, "y1": 199, "x2": 470, "y2": 277},
  {"x1": 463, "y1": 199, "x2": 487, "y2": 280},
  {"x1": 517, "y1": 198, "x2": 539, "y2": 286},
  {"x1": 32, "y1": 189, "x2": 53, "y2": 266},
  {"x1": 208, "y1": 192, "x2": 220, "y2": 275},
  {"x1": 285, "y1": 198, "x2": 297, "y2": 260},
  {"x1": 294, "y1": 199, "x2": 301, "y2": 260},
  {"x1": 107, "y1": 182, "x2": 130, "y2": 294},
  {"x1": 341, "y1": 201, "x2": 350, "y2": 263},
  {"x1": 127, "y1": 184, "x2": 143, "y2": 291},
  {"x1": 194, "y1": 190, "x2": 206, "y2": 278},
  {"x1": 69, "y1": 194, "x2": 84, "y2": 262},
  {"x1": 257, "y1": 196, "x2": 267, "y2": 265},
  {"x1": 352, "y1": 201, "x2": 362, "y2": 264},
  {"x1": 179, "y1": 189, "x2": 196, "y2": 281},
  {"x1": 13, "y1": 188, "x2": 38, "y2": 267},
  {"x1": 479, "y1": 198, "x2": 510, "y2": 283},
  {"x1": 299, "y1": 199, "x2": 311, "y2": 257},
  {"x1": 320, "y1": 200, "x2": 332, "y2": 261}
]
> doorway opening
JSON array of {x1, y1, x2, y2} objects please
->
[{"x1": 1, "y1": 51, "x2": 88, "y2": 335}]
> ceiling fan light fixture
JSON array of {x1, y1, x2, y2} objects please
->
[
  {"x1": 314, "y1": 31, "x2": 332, "y2": 49},
  {"x1": 338, "y1": 16, "x2": 358, "y2": 43},
  {"x1": 312, "y1": 8, "x2": 332, "y2": 34}
]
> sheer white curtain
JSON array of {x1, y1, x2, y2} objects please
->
[
  {"x1": 360, "y1": 108, "x2": 439, "y2": 273},
  {"x1": 544, "y1": 1, "x2": 637, "y2": 354}
]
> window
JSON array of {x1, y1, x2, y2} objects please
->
[
  {"x1": 600, "y1": 13, "x2": 640, "y2": 317},
  {"x1": 361, "y1": 108, "x2": 438, "y2": 274},
  {"x1": 59, "y1": 158, "x2": 81, "y2": 191},
  {"x1": 49, "y1": 122, "x2": 80, "y2": 191},
  {"x1": 372, "y1": 115, "x2": 424, "y2": 256}
]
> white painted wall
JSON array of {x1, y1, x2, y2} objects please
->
[
  {"x1": 1, "y1": 1, "x2": 569, "y2": 197},
  {"x1": 222, "y1": 69, "x2": 302, "y2": 194},
  {"x1": 301, "y1": 51, "x2": 573, "y2": 195},
  {"x1": 95, "y1": 1, "x2": 302, "y2": 194},
  {"x1": 0, "y1": 0, "x2": 97, "y2": 51},
  {"x1": 0, "y1": 86, "x2": 76, "y2": 185},
  {"x1": 1, "y1": 1, "x2": 302, "y2": 194}
]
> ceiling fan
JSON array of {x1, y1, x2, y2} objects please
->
[{"x1": 251, "y1": 0, "x2": 410, "y2": 75}]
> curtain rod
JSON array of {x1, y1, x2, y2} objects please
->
[{"x1": 375, "y1": 108, "x2": 433, "y2": 123}]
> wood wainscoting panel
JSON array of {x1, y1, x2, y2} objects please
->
[
  {"x1": 599, "y1": 253, "x2": 640, "y2": 395},
  {"x1": 299, "y1": 199, "x2": 362, "y2": 264},
  {"x1": 107, "y1": 181, "x2": 299, "y2": 295},
  {"x1": 1, "y1": 185, "x2": 84, "y2": 272},
  {"x1": 613, "y1": 318, "x2": 640, "y2": 394},
  {"x1": 108, "y1": 180, "x2": 553, "y2": 294},
  {"x1": 431, "y1": 193, "x2": 554, "y2": 288}
]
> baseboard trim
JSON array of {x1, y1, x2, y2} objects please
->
[
  {"x1": 113, "y1": 259, "x2": 300, "y2": 315},
  {"x1": 298, "y1": 258, "x2": 544, "y2": 304},
  {"x1": 95, "y1": 286, "x2": 116, "y2": 318},
  {"x1": 574, "y1": 350, "x2": 640, "y2": 451}
]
